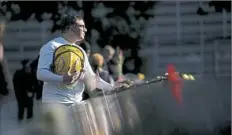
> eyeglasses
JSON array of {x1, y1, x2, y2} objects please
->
[
  {"x1": 74, "y1": 24, "x2": 87, "y2": 32},
  {"x1": 74, "y1": 24, "x2": 85, "y2": 28}
]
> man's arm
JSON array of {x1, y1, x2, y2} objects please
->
[
  {"x1": 37, "y1": 44, "x2": 63, "y2": 83},
  {"x1": 84, "y1": 53, "x2": 114, "y2": 91}
]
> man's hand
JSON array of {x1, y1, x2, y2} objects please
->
[
  {"x1": 62, "y1": 70, "x2": 85, "y2": 85},
  {"x1": 114, "y1": 80, "x2": 133, "y2": 90}
]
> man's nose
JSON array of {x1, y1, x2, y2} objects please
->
[{"x1": 84, "y1": 27, "x2": 87, "y2": 32}]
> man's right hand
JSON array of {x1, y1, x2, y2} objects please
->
[
  {"x1": 62, "y1": 72, "x2": 78, "y2": 84},
  {"x1": 62, "y1": 70, "x2": 85, "y2": 85}
]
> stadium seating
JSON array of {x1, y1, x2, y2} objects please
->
[
  {"x1": 141, "y1": 1, "x2": 231, "y2": 77},
  {"x1": 3, "y1": 2, "x2": 231, "y2": 76}
]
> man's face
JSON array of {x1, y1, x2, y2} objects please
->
[{"x1": 72, "y1": 19, "x2": 87, "y2": 40}]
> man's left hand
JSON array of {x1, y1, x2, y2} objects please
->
[{"x1": 114, "y1": 80, "x2": 133, "y2": 90}]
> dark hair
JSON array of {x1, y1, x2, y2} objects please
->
[{"x1": 60, "y1": 14, "x2": 83, "y2": 33}]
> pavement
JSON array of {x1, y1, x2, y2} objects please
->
[{"x1": 0, "y1": 94, "x2": 42, "y2": 135}]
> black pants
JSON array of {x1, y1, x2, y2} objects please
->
[
  {"x1": 35, "y1": 88, "x2": 42, "y2": 100},
  {"x1": 17, "y1": 97, "x2": 34, "y2": 120},
  {"x1": 18, "y1": 104, "x2": 33, "y2": 120}
]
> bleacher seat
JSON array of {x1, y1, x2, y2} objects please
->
[
  {"x1": 4, "y1": 19, "x2": 55, "y2": 74},
  {"x1": 141, "y1": 1, "x2": 231, "y2": 76}
]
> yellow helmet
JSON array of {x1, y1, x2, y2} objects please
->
[
  {"x1": 51, "y1": 45, "x2": 85, "y2": 90},
  {"x1": 51, "y1": 45, "x2": 85, "y2": 75}
]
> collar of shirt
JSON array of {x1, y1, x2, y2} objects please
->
[{"x1": 59, "y1": 36, "x2": 81, "y2": 46}]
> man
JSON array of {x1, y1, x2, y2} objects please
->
[
  {"x1": 0, "y1": 45, "x2": 8, "y2": 96},
  {"x1": 37, "y1": 15, "x2": 129, "y2": 105},
  {"x1": 13, "y1": 59, "x2": 34, "y2": 121},
  {"x1": 0, "y1": 21, "x2": 9, "y2": 97}
]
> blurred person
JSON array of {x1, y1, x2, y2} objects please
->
[
  {"x1": 123, "y1": 57, "x2": 140, "y2": 75},
  {"x1": 30, "y1": 55, "x2": 43, "y2": 100},
  {"x1": 91, "y1": 53, "x2": 114, "y2": 84},
  {"x1": 13, "y1": 59, "x2": 34, "y2": 121},
  {"x1": 102, "y1": 45, "x2": 115, "y2": 74},
  {"x1": 0, "y1": 21, "x2": 10, "y2": 98},
  {"x1": 102, "y1": 45, "x2": 125, "y2": 81},
  {"x1": 37, "y1": 14, "x2": 130, "y2": 105},
  {"x1": 0, "y1": 20, "x2": 4, "y2": 62},
  {"x1": 123, "y1": 48, "x2": 143, "y2": 75},
  {"x1": 102, "y1": 45, "x2": 115, "y2": 63},
  {"x1": 109, "y1": 46, "x2": 125, "y2": 82}
]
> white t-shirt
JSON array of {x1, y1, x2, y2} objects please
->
[{"x1": 37, "y1": 37, "x2": 113, "y2": 104}]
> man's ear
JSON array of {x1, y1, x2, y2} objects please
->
[{"x1": 70, "y1": 25, "x2": 79, "y2": 34}]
